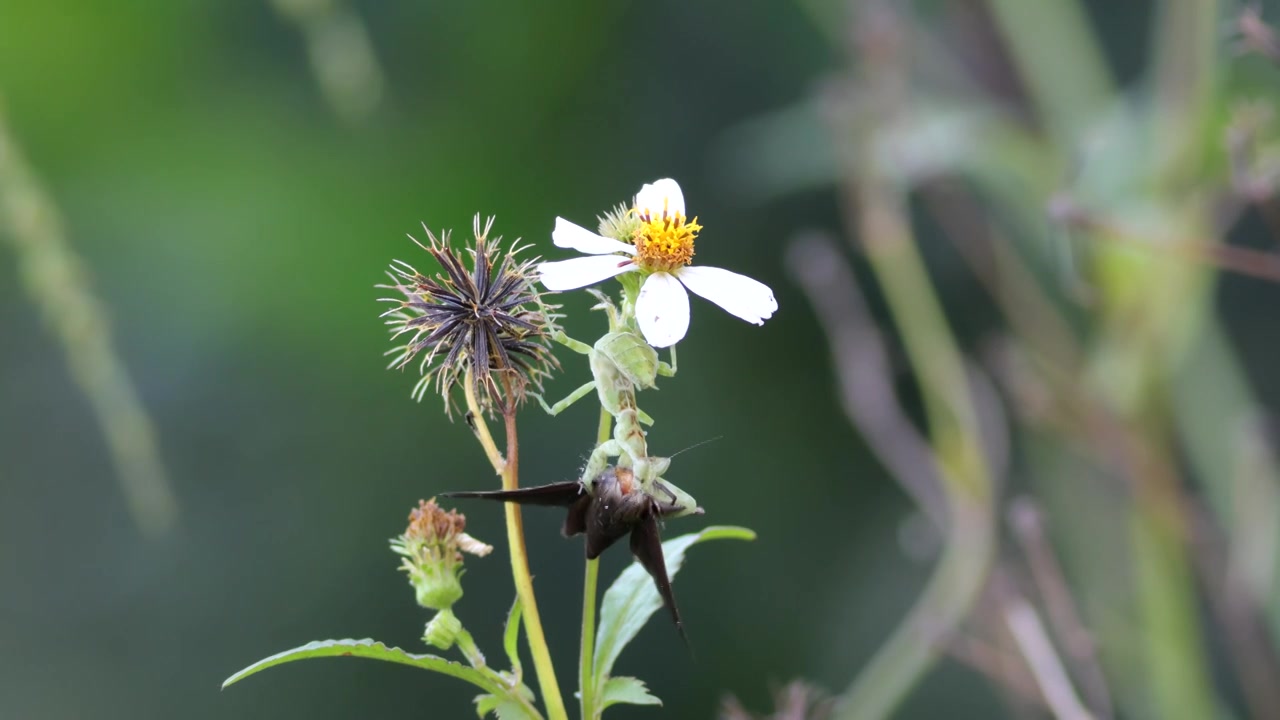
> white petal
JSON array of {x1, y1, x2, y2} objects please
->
[
  {"x1": 539, "y1": 256, "x2": 636, "y2": 291},
  {"x1": 552, "y1": 217, "x2": 635, "y2": 255},
  {"x1": 675, "y1": 265, "x2": 778, "y2": 325},
  {"x1": 634, "y1": 178, "x2": 686, "y2": 219},
  {"x1": 635, "y1": 272, "x2": 690, "y2": 348}
]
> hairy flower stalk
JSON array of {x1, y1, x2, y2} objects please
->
[{"x1": 381, "y1": 215, "x2": 559, "y2": 416}]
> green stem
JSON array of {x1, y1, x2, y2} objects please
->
[
  {"x1": 580, "y1": 559, "x2": 600, "y2": 719},
  {"x1": 580, "y1": 407, "x2": 612, "y2": 719},
  {"x1": 833, "y1": 181, "x2": 995, "y2": 720},
  {"x1": 462, "y1": 376, "x2": 568, "y2": 720},
  {"x1": 502, "y1": 409, "x2": 569, "y2": 720},
  {"x1": 986, "y1": 0, "x2": 1113, "y2": 149},
  {"x1": 455, "y1": 625, "x2": 487, "y2": 669},
  {"x1": 455, "y1": 615, "x2": 547, "y2": 720}
]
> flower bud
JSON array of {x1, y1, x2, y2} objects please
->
[
  {"x1": 596, "y1": 202, "x2": 641, "y2": 243},
  {"x1": 422, "y1": 608, "x2": 464, "y2": 650},
  {"x1": 390, "y1": 499, "x2": 492, "y2": 611}
]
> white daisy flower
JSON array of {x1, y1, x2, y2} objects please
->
[{"x1": 538, "y1": 178, "x2": 778, "y2": 348}]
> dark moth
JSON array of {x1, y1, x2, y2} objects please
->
[{"x1": 443, "y1": 465, "x2": 701, "y2": 643}]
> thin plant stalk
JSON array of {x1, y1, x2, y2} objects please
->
[
  {"x1": 579, "y1": 558, "x2": 600, "y2": 719},
  {"x1": 462, "y1": 372, "x2": 568, "y2": 720},
  {"x1": 0, "y1": 98, "x2": 176, "y2": 535},
  {"x1": 579, "y1": 406, "x2": 612, "y2": 719},
  {"x1": 269, "y1": 0, "x2": 385, "y2": 124},
  {"x1": 832, "y1": 180, "x2": 996, "y2": 719},
  {"x1": 1002, "y1": 590, "x2": 1094, "y2": 720}
]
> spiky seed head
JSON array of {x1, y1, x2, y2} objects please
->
[{"x1": 379, "y1": 215, "x2": 560, "y2": 417}]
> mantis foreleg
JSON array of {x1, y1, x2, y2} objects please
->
[
  {"x1": 532, "y1": 381, "x2": 597, "y2": 416},
  {"x1": 551, "y1": 330, "x2": 593, "y2": 355},
  {"x1": 582, "y1": 439, "x2": 624, "y2": 483},
  {"x1": 656, "y1": 345, "x2": 677, "y2": 377}
]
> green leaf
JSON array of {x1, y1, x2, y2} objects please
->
[
  {"x1": 474, "y1": 693, "x2": 541, "y2": 720},
  {"x1": 222, "y1": 638, "x2": 499, "y2": 694},
  {"x1": 599, "y1": 676, "x2": 662, "y2": 710},
  {"x1": 475, "y1": 694, "x2": 501, "y2": 718},
  {"x1": 504, "y1": 595, "x2": 523, "y2": 677},
  {"x1": 593, "y1": 525, "x2": 755, "y2": 681}
]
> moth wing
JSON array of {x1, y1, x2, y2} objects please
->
[
  {"x1": 442, "y1": 481, "x2": 584, "y2": 507},
  {"x1": 584, "y1": 519, "x2": 631, "y2": 559},
  {"x1": 561, "y1": 492, "x2": 593, "y2": 538},
  {"x1": 629, "y1": 512, "x2": 688, "y2": 646}
]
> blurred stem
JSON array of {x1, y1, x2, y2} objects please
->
[
  {"x1": 269, "y1": 0, "x2": 385, "y2": 124},
  {"x1": 981, "y1": 4, "x2": 1221, "y2": 715},
  {"x1": 1008, "y1": 499, "x2": 1115, "y2": 718},
  {"x1": 1150, "y1": 0, "x2": 1219, "y2": 183},
  {"x1": 1001, "y1": 586, "x2": 1094, "y2": 720},
  {"x1": 986, "y1": 0, "x2": 1113, "y2": 148},
  {"x1": 833, "y1": 180, "x2": 995, "y2": 719},
  {"x1": 463, "y1": 376, "x2": 567, "y2": 720},
  {"x1": 579, "y1": 407, "x2": 611, "y2": 719},
  {"x1": 0, "y1": 97, "x2": 176, "y2": 535},
  {"x1": 1131, "y1": 486, "x2": 1215, "y2": 720},
  {"x1": 1172, "y1": 324, "x2": 1280, "y2": 648}
]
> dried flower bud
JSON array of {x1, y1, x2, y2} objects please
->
[
  {"x1": 380, "y1": 215, "x2": 560, "y2": 417},
  {"x1": 390, "y1": 498, "x2": 492, "y2": 611}
]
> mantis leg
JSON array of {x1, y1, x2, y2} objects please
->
[
  {"x1": 585, "y1": 289, "x2": 621, "y2": 329},
  {"x1": 637, "y1": 407, "x2": 655, "y2": 426},
  {"x1": 582, "y1": 439, "x2": 624, "y2": 483},
  {"x1": 657, "y1": 344, "x2": 677, "y2": 377},
  {"x1": 552, "y1": 330, "x2": 593, "y2": 355},
  {"x1": 531, "y1": 381, "x2": 597, "y2": 416}
]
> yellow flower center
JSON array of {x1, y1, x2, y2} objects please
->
[{"x1": 632, "y1": 207, "x2": 701, "y2": 272}]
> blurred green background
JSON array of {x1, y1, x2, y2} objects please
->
[{"x1": 5, "y1": 1, "x2": 1280, "y2": 718}]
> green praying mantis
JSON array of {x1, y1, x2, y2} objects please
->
[{"x1": 531, "y1": 290, "x2": 700, "y2": 517}]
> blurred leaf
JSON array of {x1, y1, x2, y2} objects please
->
[
  {"x1": 714, "y1": 101, "x2": 838, "y2": 202},
  {"x1": 599, "y1": 676, "x2": 662, "y2": 710},
  {"x1": 222, "y1": 638, "x2": 499, "y2": 694},
  {"x1": 592, "y1": 525, "x2": 756, "y2": 682},
  {"x1": 504, "y1": 595, "x2": 523, "y2": 678}
]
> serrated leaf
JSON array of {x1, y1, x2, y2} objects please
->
[
  {"x1": 222, "y1": 638, "x2": 498, "y2": 694},
  {"x1": 504, "y1": 595, "x2": 523, "y2": 677},
  {"x1": 593, "y1": 525, "x2": 755, "y2": 681},
  {"x1": 475, "y1": 694, "x2": 501, "y2": 718},
  {"x1": 599, "y1": 676, "x2": 662, "y2": 709},
  {"x1": 474, "y1": 693, "x2": 541, "y2": 720}
]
